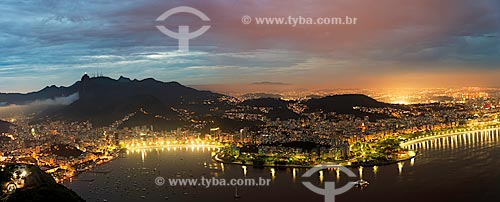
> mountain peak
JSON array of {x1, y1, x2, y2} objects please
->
[
  {"x1": 118, "y1": 76, "x2": 131, "y2": 82},
  {"x1": 42, "y1": 85, "x2": 58, "y2": 90},
  {"x1": 81, "y1": 74, "x2": 90, "y2": 82}
]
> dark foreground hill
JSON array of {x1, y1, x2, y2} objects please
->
[{"x1": 0, "y1": 164, "x2": 84, "y2": 202}]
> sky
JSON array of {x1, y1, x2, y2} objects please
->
[{"x1": 0, "y1": 0, "x2": 499, "y2": 93}]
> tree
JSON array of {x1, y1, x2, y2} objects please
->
[{"x1": 375, "y1": 138, "x2": 401, "y2": 157}]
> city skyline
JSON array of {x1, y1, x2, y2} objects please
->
[
  {"x1": 1, "y1": 0, "x2": 500, "y2": 93},
  {"x1": 2, "y1": 1, "x2": 500, "y2": 202}
]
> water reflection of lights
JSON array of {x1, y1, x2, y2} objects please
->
[
  {"x1": 398, "y1": 162, "x2": 404, "y2": 175},
  {"x1": 336, "y1": 168, "x2": 340, "y2": 181},
  {"x1": 270, "y1": 168, "x2": 276, "y2": 180},
  {"x1": 292, "y1": 168, "x2": 297, "y2": 181},
  {"x1": 319, "y1": 170, "x2": 324, "y2": 183},
  {"x1": 128, "y1": 145, "x2": 220, "y2": 152},
  {"x1": 141, "y1": 150, "x2": 145, "y2": 163},
  {"x1": 373, "y1": 166, "x2": 378, "y2": 175},
  {"x1": 242, "y1": 165, "x2": 247, "y2": 177},
  {"x1": 358, "y1": 166, "x2": 364, "y2": 179}
]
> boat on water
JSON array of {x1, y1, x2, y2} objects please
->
[
  {"x1": 355, "y1": 179, "x2": 370, "y2": 187},
  {"x1": 208, "y1": 163, "x2": 219, "y2": 170}
]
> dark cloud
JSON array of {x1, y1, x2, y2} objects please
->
[{"x1": 0, "y1": 0, "x2": 499, "y2": 92}]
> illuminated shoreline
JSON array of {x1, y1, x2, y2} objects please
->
[
  {"x1": 123, "y1": 144, "x2": 224, "y2": 151},
  {"x1": 213, "y1": 150, "x2": 416, "y2": 168},
  {"x1": 401, "y1": 125, "x2": 500, "y2": 148}
]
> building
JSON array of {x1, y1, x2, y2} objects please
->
[{"x1": 341, "y1": 141, "x2": 350, "y2": 158}]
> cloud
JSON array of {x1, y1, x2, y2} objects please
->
[
  {"x1": 0, "y1": 93, "x2": 79, "y2": 117},
  {"x1": 0, "y1": 0, "x2": 499, "y2": 92}
]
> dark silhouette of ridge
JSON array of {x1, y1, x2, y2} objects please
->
[
  {"x1": 305, "y1": 94, "x2": 393, "y2": 120},
  {"x1": 47, "y1": 74, "x2": 224, "y2": 127}
]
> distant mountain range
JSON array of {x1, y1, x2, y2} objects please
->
[
  {"x1": 0, "y1": 85, "x2": 79, "y2": 106},
  {"x1": 0, "y1": 75, "x2": 396, "y2": 131}
]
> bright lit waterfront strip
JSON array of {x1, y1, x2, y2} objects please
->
[
  {"x1": 123, "y1": 139, "x2": 223, "y2": 150},
  {"x1": 402, "y1": 126, "x2": 500, "y2": 151}
]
